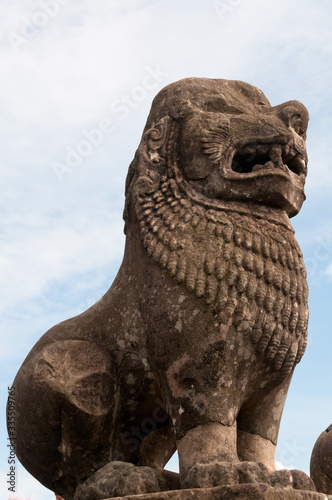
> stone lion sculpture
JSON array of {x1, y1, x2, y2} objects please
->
[{"x1": 10, "y1": 78, "x2": 313, "y2": 499}]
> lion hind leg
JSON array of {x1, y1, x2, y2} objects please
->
[
  {"x1": 137, "y1": 424, "x2": 177, "y2": 469},
  {"x1": 14, "y1": 340, "x2": 118, "y2": 499},
  {"x1": 138, "y1": 425, "x2": 180, "y2": 490}
]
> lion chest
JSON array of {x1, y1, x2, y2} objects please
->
[{"x1": 135, "y1": 178, "x2": 309, "y2": 379}]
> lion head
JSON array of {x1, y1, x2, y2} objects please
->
[{"x1": 125, "y1": 78, "x2": 309, "y2": 223}]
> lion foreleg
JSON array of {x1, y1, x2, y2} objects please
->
[
  {"x1": 177, "y1": 421, "x2": 238, "y2": 480},
  {"x1": 236, "y1": 373, "x2": 293, "y2": 472}
]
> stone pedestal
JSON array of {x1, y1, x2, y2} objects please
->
[{"x1": 101, "y1": 485, "x2": 332, "y2": 500}]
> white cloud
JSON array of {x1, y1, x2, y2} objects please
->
[
  {"x1": 0, "y1": 217, "x2": 124, "y2": 311},
  {"x1": 275, "y1": 460, "x2": 295, "y2": 471},
  {"x1": 326, "y1": 263, "x2": 332, "y2": 279},
  {"x1": 3, "y1": 464, "x2": 55, "y2": 500},
  {"x1": 1, "y1": 1, "x2": 159, "y2": 125}
]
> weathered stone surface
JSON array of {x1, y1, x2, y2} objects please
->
[
  {"x1": 8, "y1": 78, "x2": 314, "y2": 499},
  {"x1": 74, "y1": 462, "x2": 170, "y2": 500},
  {"x1": 182, "y1": 461, "x2": 270, "y2": 489},
  {"x1": 181, "y1": 462, "x2": 315, "y2": 492},
  {"x1": 100, "y1": 484, "x2": 332, "y2": 500},
  {"x1": 270, "y1": 469, "x2": 294, "y2": 488},
  {"x1": 291, "y1": 470, "x2": 317, "y2": 492},
  {"x1": 310, "y1": 424, "x2": 332, "y2": 494}
]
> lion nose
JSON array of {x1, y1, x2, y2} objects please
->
[{"x1": 268, "y1": 100, "x2": 309, "y2": 138}]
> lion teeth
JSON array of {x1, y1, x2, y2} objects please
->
[
  {"x1": 252, "y1": 164, "x2": 264, "y2": 172},
  {"x1": 252, "y1": 161, "x2": 274, "y2": 172},
  {"x1": 269, "y1": 144, "x2": 284, "y2": 168},
  {"x1": 256, "y1": 145, "x2": 269, "y2": 155},
  {"x1": 241, "y1": 145, "x2": 256, "y2": 155},
  {"x1": 232, "y1": 141, "x2": 307, "y2": 178}
]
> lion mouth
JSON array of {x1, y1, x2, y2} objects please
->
[{"x1": 231, "y1": 142, "x2": 307, "y2": 181}]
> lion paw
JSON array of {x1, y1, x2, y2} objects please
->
[
  {"x1": 182, "y1": 462, "x2": 316, "y2": 491},
  {"x1": 181, "y1": 461, "x2": 270, "y2": 489},
  {"x1": 270, "y1": 468, "x2": 316, "y2": 491},
  {"x1": 73, "y1": 461, "x2": 170, "y2": 500}
]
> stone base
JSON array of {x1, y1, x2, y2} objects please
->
[{"x1": 102, "y1": 484, "x2": 332, "y2": 500}]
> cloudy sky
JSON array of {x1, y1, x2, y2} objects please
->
[{"x1": 1, "y1": 0, "x2": 332, "y2": 498}]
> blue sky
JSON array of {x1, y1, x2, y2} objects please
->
[{"x1": 1, "y1": 0, "x2": 332, "y2": 498}]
